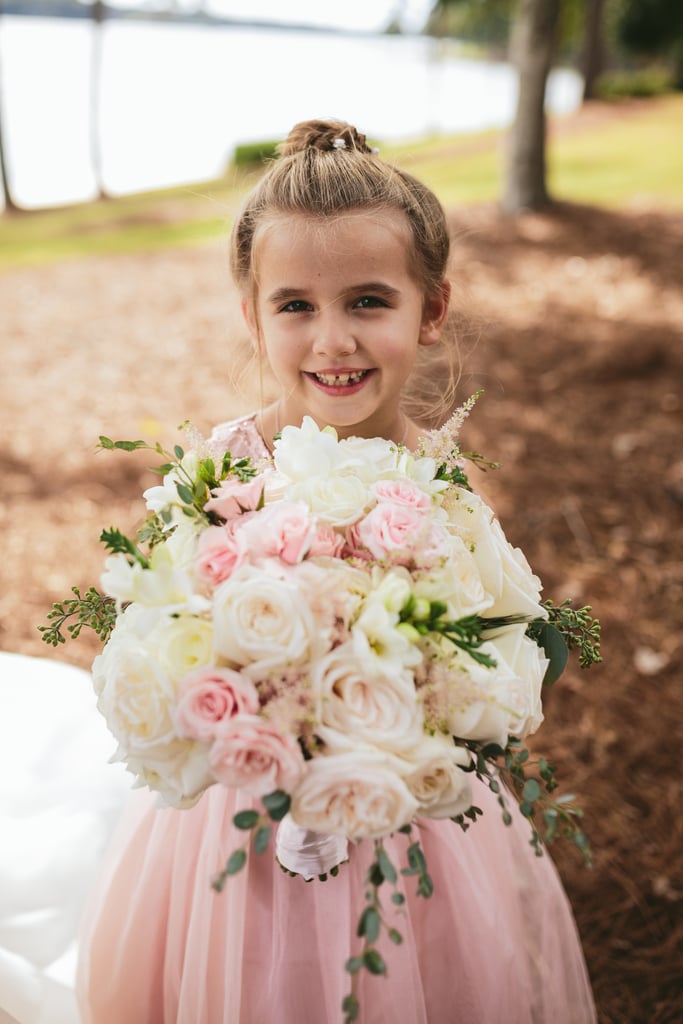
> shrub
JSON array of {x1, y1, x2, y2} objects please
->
[
  {"x1": 596, "y1": 66, "x2": 674, "y2": 99},
  {"x1": 232, "y1": 140, "x2": 280, "y2": 168}
]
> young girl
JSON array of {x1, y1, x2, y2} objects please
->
[{"x1": 76, "y1": 120, "x2": 597, "y2": 1024}]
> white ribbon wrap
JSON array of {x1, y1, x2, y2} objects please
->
[{"x1": 275, "y1": 814, "x2": 348, "y2": 880}]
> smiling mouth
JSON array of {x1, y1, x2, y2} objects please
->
[{"x1": 310, "y1": 370, "x2": 371, "y2": 386}]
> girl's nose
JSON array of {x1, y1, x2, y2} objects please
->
[{"x1": 311, "y1": 311, "x2": 357, "y2": 357}]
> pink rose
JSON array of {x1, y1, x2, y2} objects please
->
[
  {"x1": 239, "y1": 502, "x2": 317, "y2": 565},
  {"x1": 174, "y1": 666, "x2": 259, "y2": 742},
  {"x1": 307, "y1": 523, "x2": 345, "y2": 559},
  {"x1": 208, "y1": 714, "x2": 306, "y2": 796},
  {"x1": 347, "y1": 504, "x2": 451, "y2": 568},
  {"x1": 371, "y1": 478, "x2": 432, "y2": 511},
  {"x1": 205, "y1": 476, "x2": 264, "y2": 520},
  {"x1": 195, "y1": 523, "x2": 246, "y2": 588}
]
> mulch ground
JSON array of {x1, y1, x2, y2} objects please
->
[{"x1": 2, "y1": 188, "x2": 682, "y2": 1022}]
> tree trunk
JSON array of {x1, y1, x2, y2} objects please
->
[
  {"x1": 501, "y1": 0, "x2": 561, "y2": 215},
  {"x1": 0, "y1": 3, "x2": 17, "y2": 213},
  {"x1": 582, "y1": 0, "x2": 606, "y2": 101},
  {"x1": 90, "y1": 0, "x2": 107, "y2": 200}
]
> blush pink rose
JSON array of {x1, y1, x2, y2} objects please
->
[
  {"x1": 371, "y1": 478, "x2": 432, "y2": 511},
  {"x1": 195, "y1": 523, "x2": 246, "y2": 588},
  {"x1": 347, "y1": 504, "x2": 451, "y2": 568},
  {"x1": 239, "y1": 502, "x2": 317, "y2": 565},
  {"x1": 208, "y1": 714, "x2": 306, "y2": 796},
  {"x1": 205, "y1": 476, "x2": 264, "y2": 520},
  {"x1": 307, "y1": 523, "x2": 345, "y2": 559},
  {"x1": 174, "y1": 666, "x2": 259, "y2": 742}
]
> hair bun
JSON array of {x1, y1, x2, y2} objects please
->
[{"x1": 279, "y1": 119, "x2": 374, "y2": 157}]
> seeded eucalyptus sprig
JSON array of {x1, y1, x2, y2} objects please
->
[{"x1": 38, "y1": 586, "x2": 118, "y2": 647}]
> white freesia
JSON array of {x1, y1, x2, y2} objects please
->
[
  {"x1": 273, "y1": 417, "x2": 341, "y2": 481},
  {"x1": 142, "y1": 451, "x2": 202, "y2": 524},
  {"x1": 351, "y1": 605, "x2": 422, "y2": 672},
  {"x1": 212, "y1": 564, "x2": 323, "y2": 676},
  {"x1": 290, "y1": 751, "x2": 419, "y2": 841},
  {"x1": 313, "y1": 641, "x2": 424, "y2": 754},
  {"x1": 100, "y1": 526, "x2": 208, "y2": 615},
  {"x1": 402, "y1": 734, "x2": 472, "y2": 818}
]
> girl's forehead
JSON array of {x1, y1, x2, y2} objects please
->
[{"x1": 256, "y1": 210, "x2": 412, "y2": 258}]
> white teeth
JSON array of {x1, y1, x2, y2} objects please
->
[{"x1": 314, "y1": 370, "x2": 367, "y2": 386}]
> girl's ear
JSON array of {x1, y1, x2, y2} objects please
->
[
  {"x1": 241, "y1": 297, "x2": 260, "y2": 350},
  {"x1": 419, "y1": 280, "x2": 451, "y2": 347}
]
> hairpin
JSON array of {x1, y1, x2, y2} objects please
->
[{"x1": 332, "y1": 138, "x2": 347, "y2": 149}]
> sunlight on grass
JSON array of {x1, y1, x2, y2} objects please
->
[{"x1": 1, "y1": 95, "x2": 682, "y2": 268}]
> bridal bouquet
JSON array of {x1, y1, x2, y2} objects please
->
[{"x1": 41, "y1": 404, "x2": 600, "y2": 1021}]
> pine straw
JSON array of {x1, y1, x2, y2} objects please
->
[{"x1": 2, "y1": 199, "x2": 682, "y2": 1022}]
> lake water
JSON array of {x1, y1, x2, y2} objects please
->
[{"x1": 1, "y1": 16, "x2": 582, "y2": 209}]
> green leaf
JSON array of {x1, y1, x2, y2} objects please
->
[
  {"x1": 114, "y1": 439, "x2": 147, "y2": 452},
  {"x1": 378, "y1": 847, "x2": 397, "y2": 884},
  {"x1": 362, "y1": 949, "x2": 387, "y2": 975},
  {"x1": 344, "y1": 957, "x2": 363, "y2": 975},
  {"x1": 254, "y1": 825, "x2": 271, "y2": 854},
  {"x1": 174, "y1": 444, "x2": 185, "y2": 459},
  {"x1": 388, "y1": 928, "x2": 403, "y2": 945},
  {"x1": 523, "y1": 779, "x2": 542, "y2": 802},
  {"x1": 342, "y1": 993, "x2": 360, "y2": 1022},
  {"x1": 262, "y1": 790, "x2": 291, "y2": 821},
  {"x1": 391, "y1": 892, "x2": 405, "y2": 905},
  {"x1": 233, "y1": 810, "x2": 259, "y2": 830},
  {"x1": 358, "y1": 906, "x2": 380, "y2": 943},
  {"x1": 225, "y1": 849, "x2": 247, "y2": 875},
  {"x1": 533, "y1": 621, "x2": 569, "y2": 685},
  {"x1": 98, "y1": 435, "x2": 115, "y2": 449},
  {"x1": 176, "y1": 482, "x2": 194, "y2": 505}
]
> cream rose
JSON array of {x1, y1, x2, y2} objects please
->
[
  {"x1": 273, "y1": 417, "x2": 341, "y2": 481},
  {"x1": 290, "y1": 751, "x2": 419, "y2": 841},
  {"x1": 212, "y1": 564, "x2": 321, "y2": 675},
  {"x1": 402, "y1": 735, "x2": 472, "y2": 818},
  {"x1": 313, "y1": 641, "x2": 424, "y2": 754}
]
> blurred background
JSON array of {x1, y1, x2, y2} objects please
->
[{"x1": 1, "y1": 2, "x2": 682, "y2": 1022}]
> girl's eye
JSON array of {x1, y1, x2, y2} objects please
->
[
  {"x1": 353, "y1": 296, "x2": 386, "y2": 309},
  {"x1": 280, "y1": 300, "x2": 312, "y2": 313}
]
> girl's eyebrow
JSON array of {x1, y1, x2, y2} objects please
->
[{"x1": 267, "y1": 282, "x2": 402, "y2": 306}]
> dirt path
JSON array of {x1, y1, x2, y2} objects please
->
[{"x1": 2, "y1": 191, "x2": 682, "y2": 1021}]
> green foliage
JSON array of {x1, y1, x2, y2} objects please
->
[
  {"x1": 232, "y1": 140, "x2": 280, "y2": 168},
  {"x1": 596, "y1": 66, "x2": 675, "y2": 98},
  {"x1": 535, "y1": 599, "x2": 602, "y2": 670},
  {"x1": 38, "y1": 586, "x2": 118, "y2": 647}
]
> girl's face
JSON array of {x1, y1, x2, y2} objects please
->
[{"x1": 242, "y1": 211, "x2": 449, "y2": 442}]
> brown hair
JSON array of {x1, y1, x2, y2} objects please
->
[
  {"x1": 230, "y1": 119, "x2": 450, "y2": 301},
  {"x1": 230, "y1": 119, "x2": 462, "y2": 427}
]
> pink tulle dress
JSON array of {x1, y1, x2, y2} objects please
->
[{"x1": 76, "y1": 415, "x2": 597, "y2": 1024}]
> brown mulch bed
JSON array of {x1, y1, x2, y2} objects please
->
[{"x1": 2, "y1": 195, "x2": 682, "y2": 1022}]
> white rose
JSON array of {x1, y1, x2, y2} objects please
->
[
  {"x1": 212, "y1": 564, "x2": 322, "y2": 675},
  {"x1": 335, "y1": 435, "x2": 400, "y2": 482},
  {"x1": 444, "y1": 488, "x2": 544, "y2": 619},
  {"x1": 413, "y1": 536, "x2": 491, "y2": 619},
  {"x1": 151, "y1": 613, "x2": 215, "y2": 680},
  {"x1": 486, "y1": 624, "x2": 547, "y2": 739},
  {"x1": 127, "y1": 745, "x2": 213, "y2": 808},
  {"x1": 402, "y1": 734, "x2": 472, "y2": 819},
  {"x1": 273, "y1": 417, "x2": 341, "y2": 481},
  {"x1": 290, "y1": 751, "x2": 419, "y2": 841},
  {"x1": 313, "y1": 641, "x2": 424, "y2": 754},
  {"x1": 285, "y1": 474, "x2": 370, "y2": 527},
  {"x1": 94, "y1": 608, "x2": 179, "y2": 753},
  {"x1": 440, "y1": 624, "x2": 547, "y2": 746}
]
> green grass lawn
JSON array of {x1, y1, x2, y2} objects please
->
[{"x1": 2, "y1": 94, "x2": 682, "y2": 268}]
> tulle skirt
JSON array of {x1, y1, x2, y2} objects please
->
[{"x1": 77, "y1": 779, "x2": 596, "y2": 1024}]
